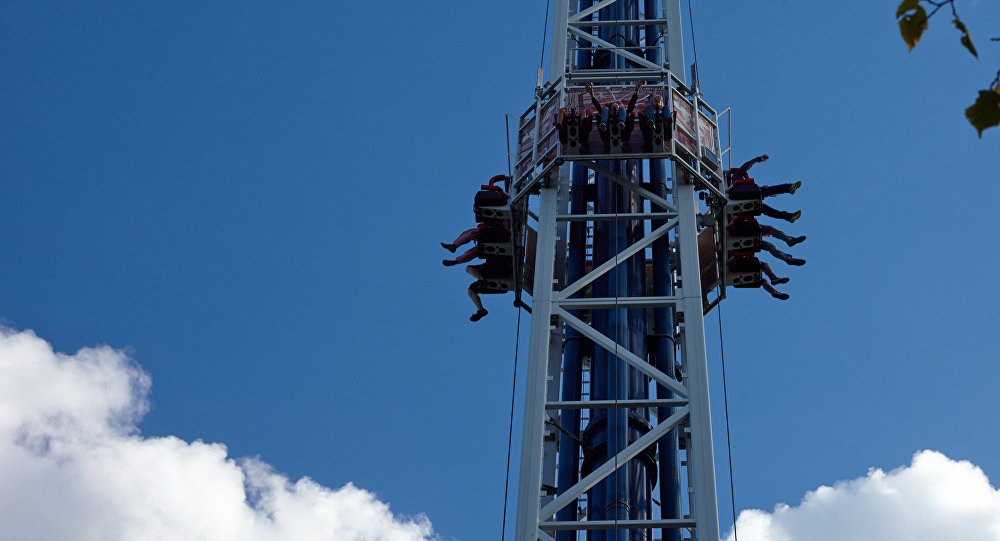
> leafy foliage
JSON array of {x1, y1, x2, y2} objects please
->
[
  {"x1": 952, "y1": 19, "x2": 978, "y2": 58},
  {"x1": 896, "y1": 0, "x2": 998, "y2": 136},
  {"x1": 897, "y1": 2, "x2": 928, "y2": 51},
  {"x1": 965, "y1": 88, "x2": 1000, "y2": 137}
]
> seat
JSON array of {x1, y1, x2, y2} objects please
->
[
  {"x1": 474, "y1": 258, "x2": 516, "y2": 294},
  {"x1": 726, "y1": 271, "x2": 762, "y2": 288},
  {"x1": 478, "y1": 242, "x2": 514, "y2": 257},
  {"x1": 727, "y1": 181, "x2": 762, "y2": 201},
  {"x1": 607, "y1": 118, "x2": 625, "y2": 153},
  {"x1": 473, "y1": 223, "x2": 513, "y2": 257},
  {"x1": 475, "y1": 277, "x2": 517, "y2": 294},
  {"x1": 640, "y1": 108, "x2": 671, "y2": 152},
  {"x1": 474, "y1": 178, "x2": 510, "y2": 222},
  {"x1": 727, "y1": 236, "x2": 761, "y2": 251},
  {"x1": 556, "y1": 108, "x2": 592, "y2": 155},
  {"x1": 726, "y1": 199, "x2": 761, "y2": 216},
  {"x1": 725, "y1": 218, "x2": 762, "y2": 252}
]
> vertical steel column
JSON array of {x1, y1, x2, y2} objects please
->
[
  {"x1": 665, "y1": 2, "x2": 720, "y2": 538},
  {"x1": 515, "y1": 1, "x2": 722, "y2": 539},
  {"x1": 674, "y1": 180, "x2": 720, "y2": 541},
  {"x1": 514, "y1": 180, "x2": 560, "y2": 541},
  {"x1": 543, "y1": 0, "x2": 574, "y2": 515},
  {"x1": 516, "y1": 2, "x2": 570, "y2": 539},
  {"x1": 555, "y1": 1, "x2": 593, "y2": 537}
]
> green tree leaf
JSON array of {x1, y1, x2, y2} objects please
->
[
  {"x1": 896, "y1": 0, "x2": 919, "y2": 18},
  {"x1": 898, "y1": 5, "x2": 928, "y2": 51},
  {"x1": 965, "y1": 88, "x2": 1000, "y2": 137},
  {"x1": 952, "y1": 19, "x2": 979, "y2": 58}
]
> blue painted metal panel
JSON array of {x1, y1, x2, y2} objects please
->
[
  {"x1": 552, "y1": 3, "x2": 681, "y2": 539},
  {"x1": 643, "y1": 2, "x2": 683, "y2": 540}
]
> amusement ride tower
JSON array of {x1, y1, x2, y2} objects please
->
[{"x1": 500, "y1": 1, "x2": 737, "y2": 540}]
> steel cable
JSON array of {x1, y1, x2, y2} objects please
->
[
  {"x1": 716, "y1": 295, "x2": 739, "y2": 541},
  {"x1": 500, "y1": 308, "x2": 522, "y2": 541}
]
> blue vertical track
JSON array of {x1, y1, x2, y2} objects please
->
[
  {"x1": 555, "y1": 1, "x2": 592, "y2": 536},
  {"x1": 555, "y1": 2, "x2": 680, "y2": 539},
  {"x1": 586, "y1": 2, "x2": 628, "y2": 536},
  {"x1": 643, "y1": 2, "x2": 682, "y2": 540},
  {"x1": 574, "y1": 1, "x2": 655, "y2": 539}
]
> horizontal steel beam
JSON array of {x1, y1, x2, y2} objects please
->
[
  {"x1": 569, "y1": 0, "x2": 619, "y2": 22},
  {"x1": 539, "y1": 519, "x2": 697, "y2": 530},
  {"x1": 580, "y1": 160, "x2": 676, "y2": 213},
  {"x1": 568, "y1": 18, "x2": 671, "y2": 27},
  {"x1": 561, "y1": 151, "x2": 673, "y2": 160},
  {"x1": 567, "y1": 26, "x2": 661, "y2": 71},
  {"x1": 565, "y1": 70, "x2": 668, "y2": 82},
  {"x1": 556, "y1": 212, "x2": 675, "y2": 222},
  {"x1": 571, "y1": 46, "x2": 648, "y2": 51},
  {"x1": 545, "y1": 399, "x2": 687, "y2": 410},
  {"x1": 555, "y1": 296, "x2": 681, "y2": 309}
]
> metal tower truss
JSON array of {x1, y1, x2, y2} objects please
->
[{"x1": 508, "y1": 1, "x2": 732, "y2": 540}]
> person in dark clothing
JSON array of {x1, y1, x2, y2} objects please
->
[
  {"x1": 727, "y1": 154, "x2": 802, "y2": 223},
  {"x1": 735, "y1": 201, "x2": 802, "y2": 223},
  {"x1": 727, "y1": 252, "x2": 790, "y2": 300},
  {"x1": 758, "y1": 240, "x2": 805, "y2": 266},
  {"x1": 587, "y1": 81, "x2": 642, "y2": 141},
  {"x1": 727, "y1": 216, "x2": 805, "y2": 265},
  {"x1": 727, "y1": 154, "x2": 802, "y2": 197},
  {"x1": 639, "y1": 93, "x2": 672, "y2": 141},
  {"x1": 726, "y1": 154, "x2": 767, "y2": 184},
  {"x1": 465, "y1": 257, "x2": 513, "y2": 321},
  {"x1": 554, "y1": 107, "x2": 593, "y2": 145},
  {"x1": 727, "y1": 216, "x2": 806, "y2": 247},
  {"x1": 441, "y1": 222, "x2": 510, "y2": 266}
]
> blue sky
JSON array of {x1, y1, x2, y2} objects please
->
[{"x1": 1, "y1": 2, "x2": 998, "y2": 540}]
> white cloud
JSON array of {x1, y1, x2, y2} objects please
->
[
  {"x1": 726, "y1": 450, "x2": 1000, "y2": 541},
  {"x1": 0, "y1": 328, "x2": 438, "y2": 541}
]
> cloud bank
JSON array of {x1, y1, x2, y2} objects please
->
[
  {"x1": 0, "y1": 328, "x2": 437, "y2": 541},
  {"x1": 726, "y1": 450, "x2": 1000, "y2": 541}
]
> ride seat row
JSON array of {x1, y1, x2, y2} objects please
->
[{"x1": 472, "y1": 175, "x2": 517, "y2": 294}]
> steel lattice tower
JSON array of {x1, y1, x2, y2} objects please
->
[{"x1": 507, "y1": 1, "x2": 731, "y2": 540}]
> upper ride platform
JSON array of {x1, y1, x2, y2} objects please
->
[
  {"x1": 507, "y1": 74, "x2": 734, "y2": 312},
  {"x1": 511, "y1": 74, "x2": 726, "y2": 195}
]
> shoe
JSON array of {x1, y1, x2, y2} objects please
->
[
  {"x1": 772, "y1": 292, "x2": 790, "y2": 301},
  {"x1": 599, "y1": 123, "x2": 607, "y2": 132},
  {"x1": 788, "y1": 235, "x2": 806, "y2": 247},
  {"x1": 788, "y1": 210, "x2": 802, "y2": 223},
  {"x1": 470, "y1": 308, "x2": 488, "y2": 322},
  {"x1": 771, "y1": 276, "x2": 790, "y2": 285},
  {"x1": 789, "y1": 181, "x2": 802, "y2": 194},
  {"x1": 441, "y1": 242, "x2": 457, "y2": 253},
  {"x1": 442, "y1": 259, "x2": 457, "y2": 266},
  {"x1": 788, "y1": 258, "x2": 806, "y2": 266}
]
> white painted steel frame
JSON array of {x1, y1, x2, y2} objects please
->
[{"x1": 513, "y1": 0, "x2": 723, "y2": 540}]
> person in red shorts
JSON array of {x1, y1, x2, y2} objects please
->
[{"x1": 464, "y1": 257, "x2": 513, "y2": 321}]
